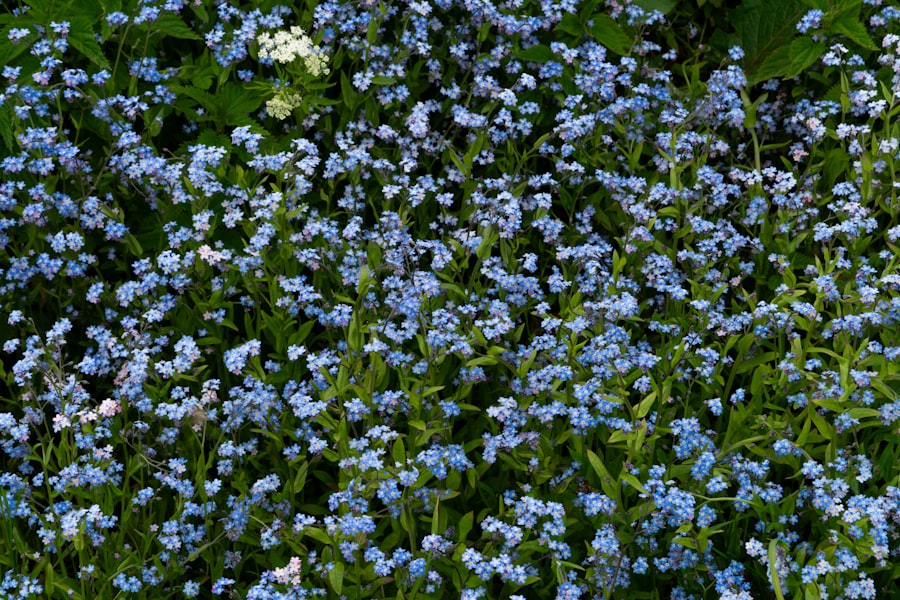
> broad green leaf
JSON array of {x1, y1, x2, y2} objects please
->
[
  {"x1": 832, "y1": 15, "x2": 875, "y2": 49},
  {"x1": 732, "y1": 0, "x2": 807, "y2": 83},
  {"x1": 591, "y1": 14, "x2": 632, "y2": 56},
  {"x1": 68, "y1": 20, "x2": 111, "y2": 71},
  {"x1": 788, "y1": 37, "x2": 825, "y2": 77},
  {"x1": 555, "y1": 13, "x2": 582, "y2": 36},
  {"x1": 153, "y1": 13, "x2": 202, "y2": 40},
  {"x1": 328, "y1": 562, "x2": 344, "y2": 595},
  {"x1": 518, "y1": 44, "x2": 554, "y2": 63},
  {"x1": 633, "y1": 0, "x2": 677, "y2": 14},
  {"x1": 0, "y1": 28, "x2": 32, "y2": 72},
  {"x1": 753, "y1": 46, "x2": 793, "y2": 83},
  {"x1": 0, "y1": 103, "x2": 14, "y2": 153},
  {"x1": 217, "y1": 82, "x2": 266, "y2": 126}
]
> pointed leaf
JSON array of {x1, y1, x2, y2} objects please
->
[
  {"x1": 68, "y1": 20, "x2": 111, "y2": 71},
  {"x1": 154, "y1": 13, "x2": 202, "y2": 40},
  {"x1": 732, "y1": 0, "x2": 806, "y2": 81},
  {"x1": 518, "y1": 44, "x2": 554, "y2": 63},
  {"x1": 788, "y1": 37, "x2": 825, "y2": 77},
  {"x1": 591, "y1": 14, "x2": 632, "y2": 56},
  {"x1": 832, "y1": 15, "x2": 875, "y2": 49}
]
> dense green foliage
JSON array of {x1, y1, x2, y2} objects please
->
[{"x1": 1, "y1": 0, "x2": 900, "y2": 598}]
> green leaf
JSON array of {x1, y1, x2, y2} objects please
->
[
  {"x1": 445, "y1": 148, "x2": 468, "y2": 177},
  {"x1": 392, "y1": 437, "x2": 406, "y2": 466},
  {"x1": 99, "y1": 0, "x2": 123, "y2": 12},
  {"x1": 328, "y1": 562, "x2": 344, "y2": 595},
  {"x1": 123, "y1": 232, "x2": 143, "y2": 257},
  {"x1": 457, "y1": 511, "x2": 474, "y2": 543},
  {"x1": 768, "y1": 539, "x2": 786, "y2": 600},
  {"x1": 620, "y1": 473, "x2": 648, "y2": 495},
  {"x1": 0, "y1": 30, "x2": 33, "y2": 75},
  {"x1": 823, "y1": 146, "x2": 850, "y2": 189},
  {"x1": 477, "y1": 21, "x2": 490, "y2": 42},
  {"x1": 367, "y1": 14, "x2": 379, "y2": 44},
  {"x1": 341, "y1": 70, "x2": 355, "y2": 110},
  {"x1": 636, "y1": 391, "x2": 657, "y2": 419},
  {"x1": 153, "y1": 13, "x2": 202, "y2": 40},
  {"x1": 732, "y1": 0, "x2": 807, "y2": 83},
  {"x1": 0, "y1": 102, "x2": 14, "y2": 153},
  {"x1": 586, "y1": 450, "x2": 618, "y2": 499},
  {"x1": 465, "y1": 356, "x2": 497, "y2": 367},
  {"x1": 752, "y1": 46, "x2": 793, "y2": 83},
  {"x1": 632, "y1": 0, "x2": 677, "y2": 13},
  {"x1": 291, "y1": 462, "x2": 309, "y2": 494},
  {"x1": 217, "y1": 82, "x2": 267, "y2": 126},
  {"x1": 68, "y1": 20, "x2": 111, "y2": 71},
  {"x1": 591, "y1": 14, "x2": 632, "y2": 56},
  {"x1": 518, "y1": 44, "x2": 554, "y2": 63},
  {"x1": 432, "y1": 498, "x2": 442, "y2": 534},
  {"x1": 831, "y1": 14, "x2": 875, "y2": 49},
  {"x1": 555, "y1": 13, "x2": 582, "y2": 36},
  {"x1": 788, "y1": 37, "x2": 825, "y2": 77}
]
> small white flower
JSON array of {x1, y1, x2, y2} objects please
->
[{"x1": 257, "y1": 26, "x2": 329, "y2": 76}]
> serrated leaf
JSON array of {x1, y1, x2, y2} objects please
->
[
  {"x1": 788, "y1": 37, "x2": 825, "y2": 77},
  {"x1": 732, "y1": 0, "x2": 806, "y2": 82},
  {"x1": 0, "y1": 27, "x2": 32, "y2": 69},
  {"x1": 591, "y1": 14, "x2": 632, "y2": 56},
  {"x1": 752, "y1": 47, "x2": 793, "y2": 83},
  {"x1": 216, "y1": 82, "x2": 266, "y2": 126},
  {"x1": 832, "y1": 15, "x2": 875, "y2": 49},
  {"x1": 68, "y1": 20, "x2": 111, "y2": 71},
  {"x1": 153, "y1": 13, "x2": 202, "y2": 40}
]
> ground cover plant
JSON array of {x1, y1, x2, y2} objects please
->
[{"x1": 2, "y1": 0, "x2": 900, "y2": 598}]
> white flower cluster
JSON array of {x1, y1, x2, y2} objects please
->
[
  {"x1": 257, "y1": 26, "x2": 329, "y2": 76},
  {"x1": 266, "y1": 92, "x2": 304, "y2": 121}
]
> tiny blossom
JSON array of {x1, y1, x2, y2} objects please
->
[
  {"x1": 728, "y1": 46, "x2": 745, "y2": 61},
  {"x1": 797, "y1": 9, "x2": 824, "y2": 33}
]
